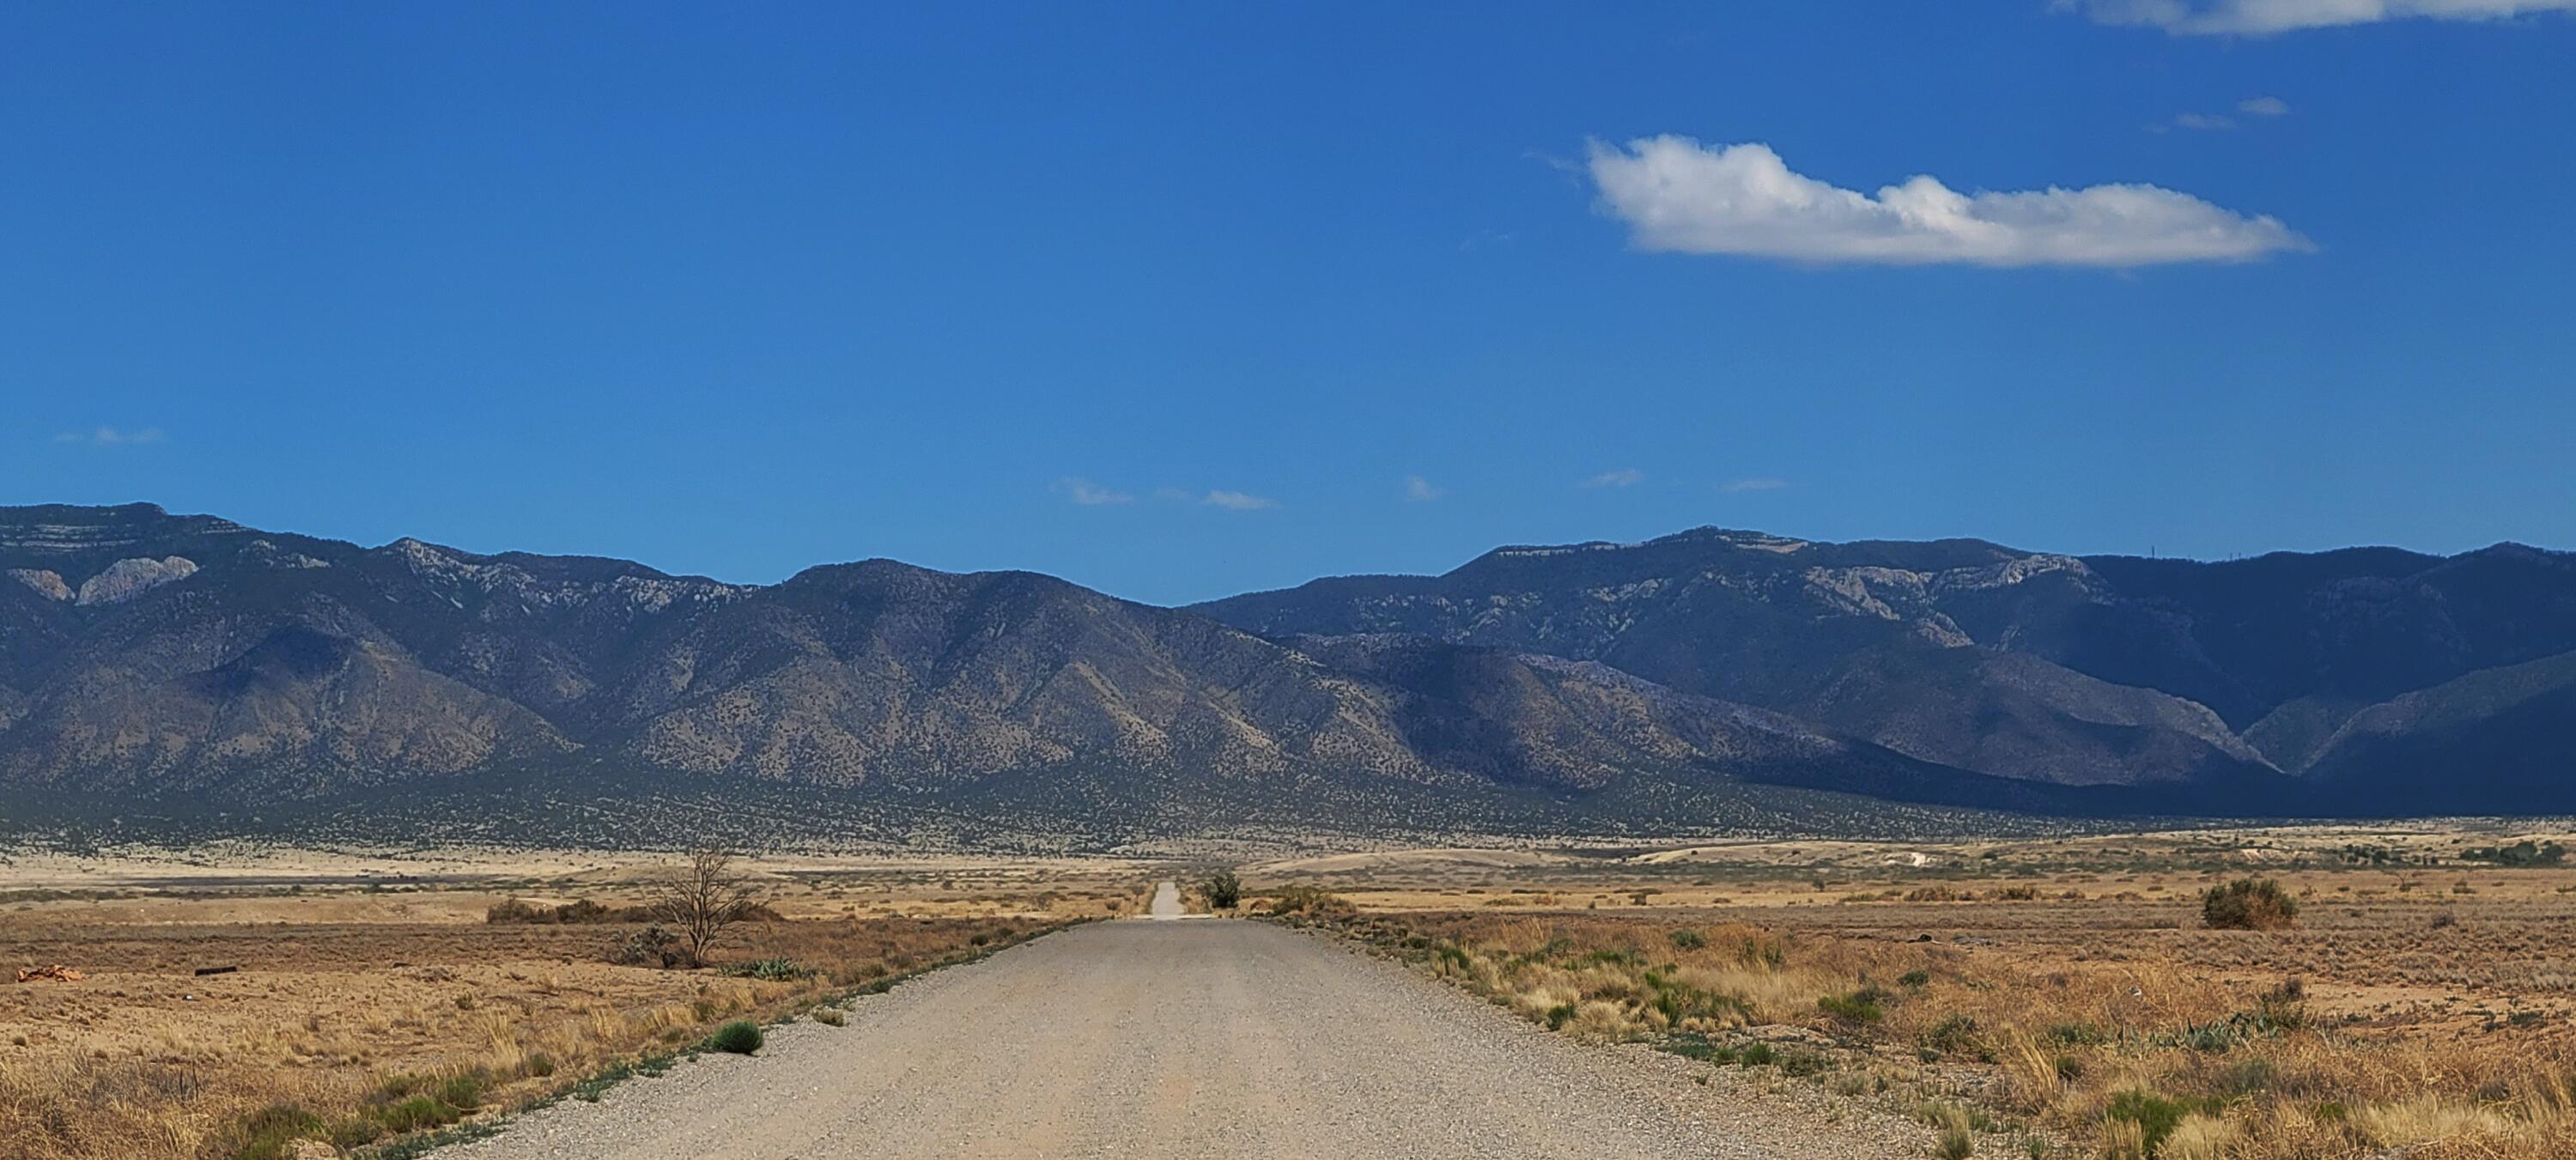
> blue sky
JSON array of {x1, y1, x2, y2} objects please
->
[{"x1": 6, "y1": 2, "x2": 2572, "y2": 604}]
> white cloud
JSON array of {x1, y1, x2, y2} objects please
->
[
  {"x1": 2067, "y1": 0, "x2": 2576, "y2": 33},
  {"x1": 1403, "y1": 475, "x2": 1444, "y2": 502},
  {"x1": 52, "y1": 426, "x2": 166, "y2": 447},
  {"x1": 1580, "y1": 468, "x2": 1644, "y2": 489},
  {"x1": 1721, "y1": 477, "x2": 1789, "y2": 493},
  {"x1": 2239, "y1": 95, "x2": 2293, "y2": 116},
  {"x1": 1201, "y1": 489, "x2": 1279, "y2": 511},
  {"x1": 2172, "y1": 112, "x2": 2239, "y2": 131},
  {"x1": 1054, "y1": 477, "x2": 1133, "y2": 506},
  {"x1": 1586, "y1": 136, "x2": 2309, "y2": 268}
]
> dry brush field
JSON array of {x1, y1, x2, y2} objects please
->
[
  {"x1": 1246, "y1": 823, "x2": 2576, "y2": 1159},
  {"x1": 0, "y1": 850, "x2": 1151, "y2": 1160}
]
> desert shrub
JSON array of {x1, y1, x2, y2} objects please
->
[
  {"x1": 1203, "y1": 870, "x2": 1242, "y2": 910},
  {"x1": 1919, "y1": 1014, "x2": 1981, "y2": 1057},
  {"x1": 2105, "y1": 1090, "x2": 2213, "y2": 1156},
  {"x1": 2044, "y1": 1022, "x2": 2106, "y2": 1046},
  {"x1": 2464, "y1": 840, "x2": 2566, "y2": 866},
  {"x1": 610, "y1": 925, "x2": 684, "y2": 967},
  {"x1": 1564, "y1": 999, "x2": 1643, "y2": 1042},
  {"x1": 227, "y1": 1104, "x2": 327, "y2": 1160},
  {"x1": 812, "y1": 1007, "x2": 846, "y2": 1027},
  {"x1": 1818, "y1": 985, "x2": 1889, "y2": 1024},
  {"x1": 487, "y1": 896, "x2": 636, "y2": 924},
  {"x1": 1658, "y1": 1032, "x2": 1728, "y2": 1061},
  {"x1": 721, "y1": 957, "x2": 813, "y2": 981},
  {"x1": 1734, "y1": 932, "x2": 1789, "y2": 969},
  {"x1": 2255, "y1": 977, "x2": 2308, "y2": 1030},
  {"x1": 1643, "y1": 970, "x2": 1751, "y2": 1027},
  {"x1": 1923, "y1": 1102, "x2": 1975, "y2": 1160},
  {"x1": 1267, "y1": 885, "x2": 1351, "y2": 916},
  {"x1": 433, "y1": 1071, "x2": 485, "y2": 1112},
  {"x1": 2202, "y1": 878, "x2": 2299, "y2": 931},
  {"x1": 374, "y1": 1096, "x2": 457, "y2": 1134},
  {"x1": 370, "y1": 1073, "x2": 430, "y2": 1103},
  {"x1": 1668, "y1": 928, "x2": 1706, "y2": 950},
  {"x1": 1777, "y1": 1047, "x2": 1834, "y2": 1077},
  {"x1": 706, "y1": 1020, "x2": 764, "y2": 1055}
]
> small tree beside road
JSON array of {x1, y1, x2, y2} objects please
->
[
  {"x1": 1204, "y1": 869, "x2": 1242, "y2": 911},
  {"x1": 646, "y1": 848, "x2": 767, "y2": 967}
]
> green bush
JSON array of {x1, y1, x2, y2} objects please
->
[
  {"x1": 1642, "y1": 969, "x2": 1752, "y2": 1026},
  {"x1": 434, "y1": 1071, "x2": 486, "y2": 1112},
  {"x1": 1918, "y1": 1013, "x2": 1981, "y2": 1056},
  {"x1": 2202, "y1": 878, "x2": 2300, "y2": 931},
  {"x1": 227, "y1": 1104, "x2": 327, "y2": 1160},
  {"x1": 721, "y1": 957, "x2": 813, "y2": 981},
  {"x1": 2105, "y1": 1089, "x2": 2208, "y2": 1155},
  {"x1": 374, "y1": 1096, "x2": 457, "y2": 1135},
  {"x1": 706, "y1": 1019, "x2": 764, "y2": 1054},
  {"x1": 1817, "y1": 986, "x2": 1889, "y2": 1024},
  {"x1": 1203, "y1": 870, "x2": 1242, "y2": 910}
]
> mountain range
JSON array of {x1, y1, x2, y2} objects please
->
[{"x1": 3, "y1": 504, "x2": 2569, "y2": 841}]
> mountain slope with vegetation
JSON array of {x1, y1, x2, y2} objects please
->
[
  {"x1": 1199, "y1": 526, "x2": 2576, "y2": 811},
  {"x1": 0, "y1": 504, "x2": 2082, "y2": 839},
  {"x1": 2, "y1": 505, "x2": 2563, "y2": 835}
]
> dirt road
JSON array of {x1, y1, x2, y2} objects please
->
[{"x1": 437, "y1": 920, "x2": 1912, "y2": 1159}]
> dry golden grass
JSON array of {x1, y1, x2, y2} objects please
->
[
  {"x1": 0, "y1": 856, "x2": 1131, "y2": 1160},
  {"x1": 1273, "y1": 823, "x2": 2576, "y2": 1160}
]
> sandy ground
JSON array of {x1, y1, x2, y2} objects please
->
[
  {"x1": 1147, "y1": 880, "x2": 1183, "y2": 920},
  {"x1": 432, "y1": 920, "x2": 1919, "y2": 1160}
]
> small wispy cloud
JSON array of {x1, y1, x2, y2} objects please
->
[
  {"x1": 2066, "y1": 0, "x2": 2575, "y2": 34},
  {"x1": 1403, "y1": 475, "x2": 1444, "y2": 502},
  {"x1": 1054, "y1": 477, "x2": 1133, "y2": 506},
  {"x1": 53, "y1": 426, "x2": 166, "y2": 447},
  {"x1": 1587, "y1": 136, "x2": 2307, "y2": 268},
  {"x1": 2153, "y1": 96, "x2": 2291, "y2": 134},
  {"x1": 1580, "y1": 468, "x2": 1644, "y2": 489},
  {"x1": 1721, "y1": 477, "x2": 1789, "y2": 493},
  {"x1": 1201, "y1": 489, "x2": 1279, "y2": 511}
]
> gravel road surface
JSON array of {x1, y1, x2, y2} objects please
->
[{"x1": 436, "y1": 920, "x2": 1915, "y2": 1159}]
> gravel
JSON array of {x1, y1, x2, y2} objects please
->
[{"x1": 434, "y1": 919, "x2": 1923, "y2": 1159}]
